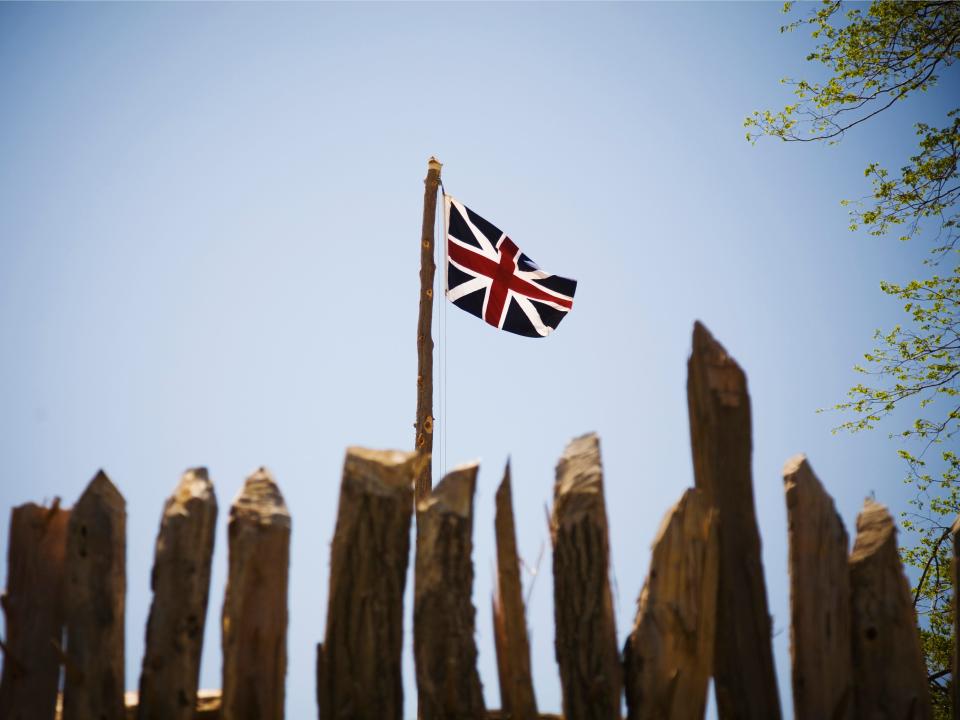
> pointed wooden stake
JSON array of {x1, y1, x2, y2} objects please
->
[
  {"x1": 62, "y1": 471, "x2": 127, "y2": 720},
  {"x1": 221, "y1": 468, "x2": 290, "y2": 720},
  {"x1": 952, "y1": 515, "x2": 960, "y2": 720},
  {"x1": 317, "y1": 448, "x2": 417, "y2": 720},
  {"x1": 492, "y1": 461, "x2": 538, "y2": 720},
  {"x1": 414, "y1": 462, "x2": 486, "y2": 720},
  {"x1": 686, "y1": 321, "x2": 781, "y2": 719},
  {"x1": 849, "y1": 499, "x2": 932, "y2": 719},
  {"x1": 137, "y1": 468, "x2": 218, "y2": 720},
  {"x1": 783, "y1": 455, "x2": 852, "y2": 720},
  {"x1": 0, "y1": 499, "x2": 70, "y2": 720},
  {"x1": 623, "y1": 488, "x2": 718, "y2": 720},
  {"x1": 550, "y1": 433, "x2": 620, "y2": 720}
]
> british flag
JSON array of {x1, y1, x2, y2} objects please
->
[{"x1": 444, "y1": 196, "x2": 577, "y2": 338}]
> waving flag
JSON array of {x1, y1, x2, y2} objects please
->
[{"x1": 444, "y1": 196, "x2": 577, "y2": 338}]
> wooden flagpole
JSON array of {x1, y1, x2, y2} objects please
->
[{"x1": 415, "y1": 156, "x2": 442, "y2": 504}]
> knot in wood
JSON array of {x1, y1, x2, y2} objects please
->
[
  {"x1": 422, "y1": 239, "x2": 430, "y2": 249},
  {"x1": 416, "y1": 433, "x2": 425, "y2": 449},
  {"x1": 423, "y1": 416, "x2": 433, "y2": 434},
  {"x1": 425, "y1": 288, "x2": 433, "y2": 298}
]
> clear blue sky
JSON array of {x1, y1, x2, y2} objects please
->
[{"x1": 2, "y1": 3, "x2": 957, "y2": 718}]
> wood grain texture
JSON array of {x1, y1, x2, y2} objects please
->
[
  {"x1": 550, "y1": 433, "x2": 620, "y2": 720},
  {"x1": 953, "y1": 516, "x2": 960, "y2": 720},
  {"x1": 415, "y1": 157, "x2": 443, "y2": 504},
  {"x1": 138, "y1": 468, "x2": 218, "y2": 720},
  {"x1": 783, "y1": 455, "x2": 852, "y2": 720},
  {"x1": 221, "y1": 468, "x2": 290, "y2": 720},
  {"x1": 0, "y1": 500, "x2": 70, "y2": 720},
  {"x1": 414, "y1": 462, "x2": 486, "y2": 720},
  {"x1": 849, "y1": 499, "x2": 932, "y2": 720},
  {"x1": 63, "y1": 470, "x2": 127, "y2": 720},
  {"x1": 623, "y1": 488, "x2": 718, "y2": 720},
  {"x1": 686, "y1": 321, "x2": 781, "y2": 720},
  {"x1": 492, "y1": 461, "x2": 538, "y2": 720},
  {"x1": 317, "y1": 448, "x2": 416, "y2": 720}
]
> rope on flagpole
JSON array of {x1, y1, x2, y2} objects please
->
[
  {"x1": 442, "y1": 186, "x2": 449, "y2": 479},
  {"x1": 435, "y1": 184, "x2": 443, "y2": 482},
  {"x1": 436, "y1": 182, "x2": 448, "y2": 480}
]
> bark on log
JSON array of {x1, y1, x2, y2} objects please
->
[
  {"x1": 550, "y1": 433, "x2": 620, "y2": 720},
  {"x1": 414, "y1": 462, "x2": 486, "y2": 720},
  {"x1": 0, "y1": 500, "x2": 70, "y2": 720},
  {"x1": 953, "y1": 516, "x2": 960, "y2": 720},
  {"x1": 317, "y1": 448, "x2": 417, "y2": 720},
  {"x1": 623, "y1": 488, "x2": 718, "y2": 720},
  {"x1": 686, "y1": 321, "x2": 781, "y2": 719},
  {"x1": 138, "y1": 468, "x2": 218, "y2": 720},
  {"x1": 783, "y1": 455, "x2": 852, "y2": 720},
  {"x1": 63, "y1": 470, "x2": 127, "y2": 720},
  {"x1": 415, "y1": 156, "x2": 443, "y2": 504},
  {"x1": 492, "y1": 461, "x2": 538, "y2": 720},
  {"x1": 221, "y1": 468, "x2": 290, "y2": 720},
  {"x1": 849, "y1": 499, "x2": 932, "y2": 720}
]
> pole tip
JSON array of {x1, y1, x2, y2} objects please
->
[{"x1": 428, "y1": 156, "x2": 442, "y2": 173}]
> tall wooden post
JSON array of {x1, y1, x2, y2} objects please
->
[
  {"x1": 686, "y1": 321, "x2": 781, "y2": 719},
  {"x1": 414, "y1": 462, "x2": 486, "y2": 720},
  {"x1": 415, "y1": 156, "x2": 442, "y2": 504},
  {"x1": 137, "y1": 468, "x2": 217, "y2": 720},
  {"x1": 62, "y1": 471, "x2": 126, "y2": 720},
  {"x1": 849, "y1": 499, "x2": 931, "y2": 719},
  {"x1": 952, "y1": 516, "x2": 960, "y2": 720},
  {"x1": 550, "y1": 433, "x2": 621, "y2": 720},
  {"x1": 492, "y1": 461, "x2": 538, "y2": 720},
  {"x1": 317, "y1": 448, "x2": 417, "y2": 720},
  {"x1": 221, "y1": 468, "x2": 290, "y2": 720},
  {"x1": 623, "y1": 488, "x2": 718, "y2": 720},
  {"x1": 0, "y1": 500, "x2": 70, "y2": 720},
  {"x1": 783, "y1": 455, "x2": 852, "y2": 720}
]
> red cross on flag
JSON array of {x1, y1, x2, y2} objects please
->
[{"x1": 444, "y1": 196, "x2": 577, "y2": 338}]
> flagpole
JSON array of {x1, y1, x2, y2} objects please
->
[{"x1": 415, "y1": 156, "x2": 442, "y2": 505}]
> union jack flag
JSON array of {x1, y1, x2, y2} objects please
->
[{"x1": 444, "y1": 196, "x2": 577, "y2": 338}]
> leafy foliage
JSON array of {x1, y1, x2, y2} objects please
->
[{"x1": 747, "y1": 1, "x2": 960, "y2": 715}]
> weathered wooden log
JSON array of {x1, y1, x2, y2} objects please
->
[
  {"x1": 783, "y1": 455, "x2": 852, "y2": 720},
  {"x1": 953, "y1": 515, "x2": 960, "y2": 720},
  {"x1": 550, "y1": 433, "x2": 620, "y2": 720},
  {"x1": 221, "y1": 468, "x2": 290, "y2": 720},
  {"x1": 0, "y1": 499, "x2": 70, "y2": 720},
  {"x1": 414, "y1": 462, "x2": 486, "y2": 720},
  {"x1": 623, "y1": 488, "x2": 718, "y2": 720},
  {"x1": 317, "y1": 448, "x2": 417, "y2": 720},
  {"x1": 686, "y1": 321, "x2": 781, "y2": 719},
  {"x1": 849, "y1": 499, "x2": 932, "y2": 719},
  {"x1": 138, "y1": 468, "x2": 218, "y2": 720},
  {"x1": 492, "y1": 461, "x2": 538, "y2": 720},
  {"x1": 62, "y1": 470, "x2": 127, "y2": 720}
]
